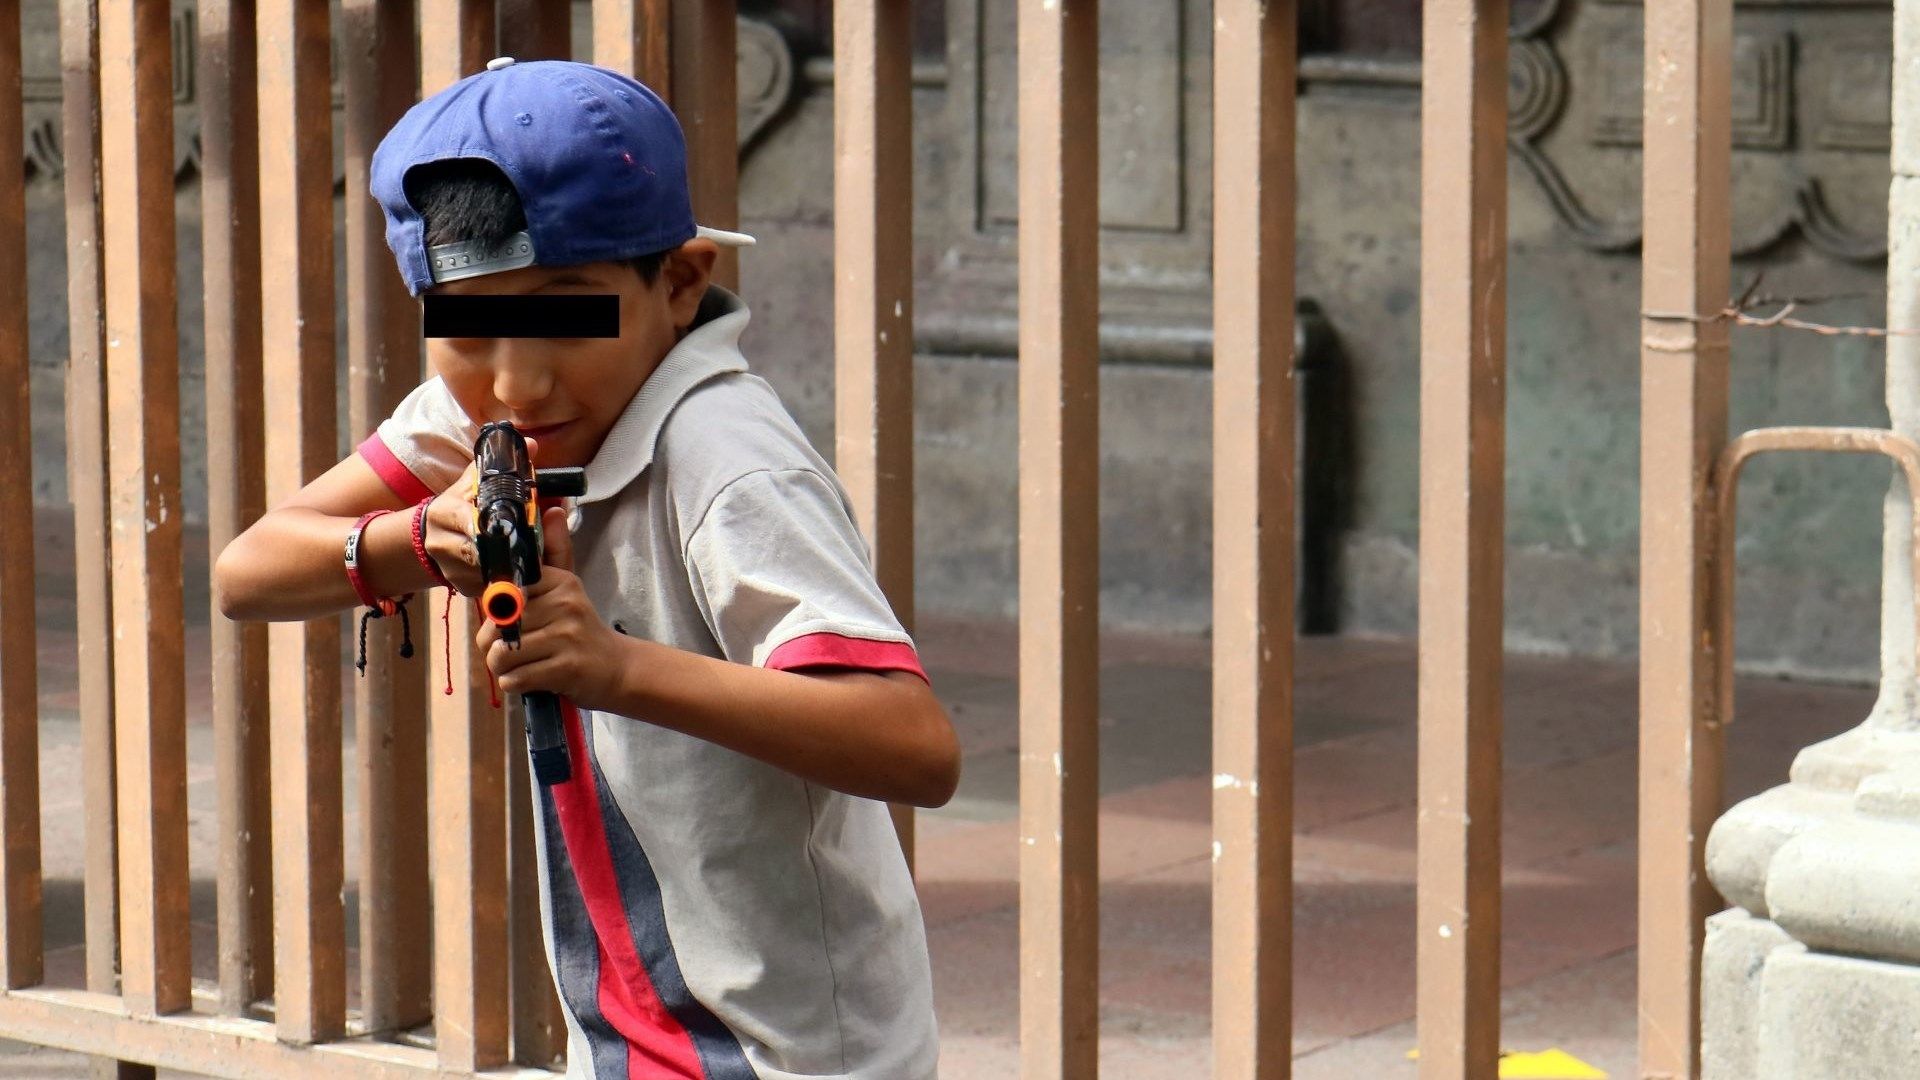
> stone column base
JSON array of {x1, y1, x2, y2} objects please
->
[
  {"x1": 1705, "y1": 757, "x2": 1920, "y2": 1078},
  {"x1": 1702, "y1": 909, "x2": 1797, "y2": 1080},
  {"x1": 1755, "y1": 949, "x2": 1920, "y2": 1079}
]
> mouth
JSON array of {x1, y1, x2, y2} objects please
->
[{"x1": 513, "y1": 420, "x2": 574, "y2": 440}]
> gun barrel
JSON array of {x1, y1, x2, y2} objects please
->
[{"x1": 481, "y1": 579, "x2": 525, "y2": 626}]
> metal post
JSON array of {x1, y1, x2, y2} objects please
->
[
  {"x1": 259, "y1": 0, "x2": 346, "y2": 1044},
  {"x1": 0, "y1": 0, "x2": 40, "y2": 994},
  {"x1": 60, "y1": 4, "x2": 144, "y2": 1074},
  {"x1": 1416, "y1": 0, "x2": 1508, "y2": 1075},
  {"x1": 1638, "y1": 0, "x2": 1732, "y2": 1074},
  {"x1": 342, "y1": 0, "x2": 431, "y2": 1036},
  {"x1": 201, "y1": 0, "x2": 275, "y2": 1018},
  {"x1": 833, "y1": 0, "x2": 917, "y2": 869},
  {"x1": 671, "y1": 2, "x2": 738, "y2": 289},
  {"x1": 593, "y1": 0, "x2": 670, "y2": 95},
  {"x1": 1210, "y1": 1, "x2": 1296, "y2": 1076},
  {"x1": 420, "y1": 2, "x2": 511, "y2": 1068},
  {"x1": 100, "y1": 0, "x2": 191, "y2": 1021},
  {"x1": 1017, "y1": 1, "x2": 1099, "y2": 1076}
]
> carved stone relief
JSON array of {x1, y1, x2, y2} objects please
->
[
  {"x1": 977, "y1": 2, "x2": 1186, "y2": 234},
  {"x1": 1516, "y1": 0, "x2": 1891, "y2": 260},
  {"x1": 736, "y1": 15, "x2": 798, "y2": 152},
  {"x1": 927, "y1": 0, "x2": 1216, "y2": 363}
]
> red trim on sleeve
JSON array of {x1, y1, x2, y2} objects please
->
[
  {"x1": 357, "y1": 432, "x2": 436, "y2": 505},
  {"x1": 765, "y1": 632, "x2": 929, "y2": 684}
]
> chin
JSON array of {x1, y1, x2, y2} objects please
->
[{"x1": 534, "y1": 437, "x2": 592, "y2": 469}]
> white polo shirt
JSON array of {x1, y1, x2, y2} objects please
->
[{"x1": 359, "y1": 287, "x2": 940, "y2": 1080}]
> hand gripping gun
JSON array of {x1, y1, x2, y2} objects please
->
[{"x1": 472, "y1": 421, "x2": 588, "y2": 785}]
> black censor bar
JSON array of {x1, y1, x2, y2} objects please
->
[{"x1": 423, "y1": 293, "x2": 621, "y2": 338}]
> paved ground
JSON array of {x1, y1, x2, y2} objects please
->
[{"x1": 4, "y1": 516, "x2": 1875, "y2": 1076}]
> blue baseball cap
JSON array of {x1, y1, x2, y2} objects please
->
[{"x1": 370, "y1": 56, "x2": 753, "y2": 296}]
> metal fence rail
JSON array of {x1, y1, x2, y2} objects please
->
[
  {"x1": 1640, "y1": 0, "x2": 1733, "y2": 1077},
  {"x1": 0, "y1": 1, "x2": 741, "y2": 1075},
  {"x1": 1416, "y1": 1, "x2": 1509, "y2": 1076},
  {"x1": 833, "y1": 0, "x2": 918, "y2": 868},
  {"x1": 0, "y1": 0, "x2": 37, "y2": 1008},
  {"x1": 1014, "y1": 2, "x2": 1100, "y2": 1077},
  {"x1": 0, "y1": 0, "x2": 1758, "y2": 1077},
  {"x1": 1209, "y1": 1, "x2": 1296, "y2": 1077}
]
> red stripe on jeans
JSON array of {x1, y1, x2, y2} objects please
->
[{"x1": 550, "y1": 701, "x2": 705, "y2": 1078}]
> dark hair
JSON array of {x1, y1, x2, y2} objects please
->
[{"x1": 404, "y1": 157, "x2": 669, "y2": 285}]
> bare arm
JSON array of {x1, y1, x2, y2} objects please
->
[
  {"x1": 499, "y1": 614, "x2": 960, "y2": 807},
  {"x1": 214, "y1": 452, "x2": 482, "y2": 621},
  {"x1": 479, "y1": 509, "x2": 962, "y2": 807},
  {"x1": 609, "y1": 639, "x2": 957, "y2": 807}
]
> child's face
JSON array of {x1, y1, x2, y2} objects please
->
[{"x1": 424, "y1": 239, "x2": 718, "y2": 469}]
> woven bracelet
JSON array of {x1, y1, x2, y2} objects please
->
[{"x1": 412, "y1": 497, "x2": 455, "y2": 591}]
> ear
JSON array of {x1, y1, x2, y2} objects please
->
[{"x1": 663, "y1": 237, "x2": 719, "y2": 331}]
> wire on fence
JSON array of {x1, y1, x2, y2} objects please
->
[{"x1": 1645, "y1": 273, "x2": 1918, "y2": 339}]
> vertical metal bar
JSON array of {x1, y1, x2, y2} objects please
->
[
  {"x1": 430, "y1": 608, "x2": 510, "y2": 1071},
  {"x1": 1639, "y1": 0, "x2": 1731, "y2": 1073},
  {"x1": 0, "y1": 0, "x2": 40, "y2": 993},
  {"x1": 833, "y1": 0, "x2": 917, "y2": 870},
  {"x1": 259, "y1": 0, "x2": 345, "y2": 1045},
  {"x1": 497, "y1": 0, "x2": 570, "y2": 60},
  {"x1": 495, "y1": 1, "x2": 571, "y2": 1054},
  {"x1": 1210, "y1": 1, "x2": 1295, "y2": 1076},
  {"x1": 60, "y1": 0, "x2": 122, "y2": 1020},
  {"x1": 592, "y1": 0, "x2": 671, "y2": 95},
  {"x1": 420, "y1": 0, "x2": 493, "y2": 96},
  {"x1": 1416, "y1": 0, "x2": 1508, "y2": 1076},
  {"x1": 1016, "y1": 1, "x2": 1099, "y2": 1076},
  {"x1": 201, "y1": 0, "x2": 275, "y2": 1016},
  {"x1": 507, "y1": 706, "x2": 563, "y2": 1068},
  {"x1": 99, "y1": 0, "x2": 190, "y2": 1019},
  {"x1": 672, "y1": 1, "x2": 738, "y2": 289},
  {"x1": 63, "y1": 6, "x2": 149, "y2": 1074},
  {"x1": 421, "y1": 3, "x2": 510, "y2": 1069},
  {"x1": 342, "y1": 0, "x2": 430, "y2": 1036}
]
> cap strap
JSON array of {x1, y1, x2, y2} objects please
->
[{"x1": 429, "y1": 230, "x2": 537, "y2": 284}]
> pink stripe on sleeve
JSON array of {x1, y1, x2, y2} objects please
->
[
  {"x1": 765, "y1": 632, "x2": 929, "y2": 684},
  {"x1": 357, "y1": 432, "x2": 437, "y2": 504}
]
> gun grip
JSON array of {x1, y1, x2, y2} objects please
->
[{"x1": 525, "y1": 691, "x2": 572, "y2": 785}]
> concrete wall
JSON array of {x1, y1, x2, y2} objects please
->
[
  {"x1": 735, "y1": 1, "x2": 1895, "y2": 681},
  {"x1": 20, "y1": 1, "x2": 1901, "y2": 682}
]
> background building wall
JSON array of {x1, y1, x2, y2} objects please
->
[{"x1": 19, "y1": 0, "x2": 1901, "y2": 681}]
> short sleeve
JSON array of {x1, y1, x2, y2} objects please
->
[
  {"x1": 358, "y1": 377, "x2": 476, "y2": 501},
  {"x1": 684, "y1": 468, "x2": 927, "y2": 682}
]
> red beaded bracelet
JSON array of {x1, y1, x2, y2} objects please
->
[{"x1": 412, "y1": 497, "x2": 455, "y2": 591}]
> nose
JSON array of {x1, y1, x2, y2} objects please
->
[{"x1": 489, "y1": 341, "x2": 554, "y2": 411}]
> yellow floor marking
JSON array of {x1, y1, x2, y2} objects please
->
[
  {"x1": 1403, "y1": 1047, "x2": 1607, "y2": 1078},
  {"x1": 1497, "y1": 1048, "x2": 1607, "y2": 1079}
]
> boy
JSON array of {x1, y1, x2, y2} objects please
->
[{"x1": 215, "y1": 57, "x2": 957, "y2": 1079}]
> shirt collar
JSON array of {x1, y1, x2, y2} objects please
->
[{"x1": 576, "y1": 285, "x2": 751, "y2": 506}]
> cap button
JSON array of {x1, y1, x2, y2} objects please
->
[{"x1": 486, "y1": 56, "x2": 515, "y2": 71}]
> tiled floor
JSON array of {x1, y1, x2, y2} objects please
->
[{"x1": 5, "y1": 515, "x2": 1875, "y2": 1077}]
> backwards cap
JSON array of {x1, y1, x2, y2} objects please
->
[{"x1": 370, "y1": 56, "x2": 752, "y2": 296}]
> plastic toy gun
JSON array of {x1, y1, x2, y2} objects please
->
[{"x1": 472, "y1": 421, "x2": 588, "y2": 785}]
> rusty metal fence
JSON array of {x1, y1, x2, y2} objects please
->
[{"x1": 0, "y1": 0, "x2": 1758, "y2": 1077}]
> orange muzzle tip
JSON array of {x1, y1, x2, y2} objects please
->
[{"x1": 481, "y1": 581, "x2": 525, "y2": 626}]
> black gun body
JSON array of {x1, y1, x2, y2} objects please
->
[{"x1": 473, "y1": 422, "x2": 586, "y2": 786}]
